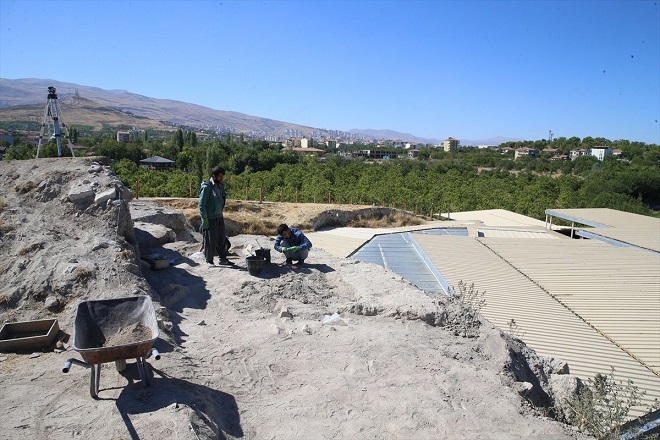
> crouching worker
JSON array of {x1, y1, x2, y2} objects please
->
[{"x1": 274, "y1": 224, "x2": 312, "y2": 266}]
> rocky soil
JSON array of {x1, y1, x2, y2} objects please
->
[{"x1": 0, "y1": 157, "x2": 589, "y2": 439}]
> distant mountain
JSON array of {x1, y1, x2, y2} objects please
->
[
  {"x1": 0, "y1": 78, "x2": 318, "y2": 137},
  {"x1": 0, "y1": 78, "x2": 518, "y2": 145},
  {"x1": 345, "y1": 128, "x2": 439, "y2": 145}
]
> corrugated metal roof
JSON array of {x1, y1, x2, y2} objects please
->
[
  {"x1": 477, "y1": 228, "x2": 559, "y2": 239},
  {"x1": 415, "y1": 235, "x2": 660, "y2": 416},
  {"x1": 443, "y1": 209, "x2": 557, "y2": 229},
  {"x1": 307, "y1": 208, "x2": 660, "y2": 417},
  {"x1": 481, "y1": 238, "x2": 660, "y2": 375},
  {"x1": 546, "y1": 208, "x2": 660, "y2": 252},
  {"x1": 351, "y1": 232, "x2": 449, "y2": 294}
]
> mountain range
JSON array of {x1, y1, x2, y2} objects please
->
[{"x1": 0, "y1": 78, "x2": 520, "y2": 145}]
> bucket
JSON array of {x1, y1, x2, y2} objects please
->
[
  {"x1": 255, "y1": 248, "x2": 271, "y2": 263},
  {"x1": 246, "y1": 256, "x2": 266, "y2": 276}
]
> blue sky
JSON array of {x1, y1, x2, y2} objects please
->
[{"x1": 1, "y1": 0, "x2": 659, "y2": 144}]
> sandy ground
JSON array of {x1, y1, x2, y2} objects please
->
[{"x1": 0, "y1": 158, "x2": 589, "y2": 439}]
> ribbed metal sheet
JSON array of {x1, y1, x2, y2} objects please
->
[
  {"x1": 415, "y1": 235, "x2": 660, "y2": 416},
  {"x1": 546, "y1": 208, "x2": 660, "y2": 252},
  {"x1": 477, "y1": 228, "x2": 558, "y2": 239},
  {"x1": 351, "y1": 232, "x2": 449, "y2": 294},
  {"x1": 307, "y1": 222, "x2": 467, "y2": 258},
  {"x1": 481, "y1": 238, "x2": 660, "y2": 375},
  {"x1": 443, "y1": 209, "x2": 556, "y2": 229},
  {"x1": 305, "y1": 209, "x2": 660, "y2": 417}
]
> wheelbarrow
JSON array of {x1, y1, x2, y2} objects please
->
[{"x1": 62, "y1": 295, "x2": 160, "y2": 398}]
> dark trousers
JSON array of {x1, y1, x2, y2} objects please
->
[{"x1": 204, "y1": 217, "x2": 227, "y2": 263}]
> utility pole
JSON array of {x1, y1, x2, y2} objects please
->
[{"x1": 37, "y1": 86, "x2": 75, "y2": 158}]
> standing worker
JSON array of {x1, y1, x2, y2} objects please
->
[
  {"x1": 274, "y1": 224, "x2": 312, "y2": 266},
  {"x1": 199, "y1": 166, "x2": 234, "y2": 266}
]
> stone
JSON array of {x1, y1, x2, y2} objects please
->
[
  {"x1": 44, "y1": 295, "x2": 60, "y2": 312},
  {"x1": 133, "y1": 221, "x2": 176, "y2": 248},
  {"x1": 549, "y1": 374, "x2": 584, "y2": 421},
  {"x1": 94, "y1": 188, "x2": 116, "y2": 205},
  {"x1": 67, "y1": 186, "x2": 95, "y2": 207}
]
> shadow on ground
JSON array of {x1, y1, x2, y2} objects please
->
[{"x1": 113, "y1": 366, "x2": 243, "y2": 440}]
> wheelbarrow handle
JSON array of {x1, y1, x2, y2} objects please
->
[
  {"x1": 62, "y1": 358, "x2": 90, "y2": 373},
  {"x1": 147, "y1": 348, "x2": 161, "y2": 360}
]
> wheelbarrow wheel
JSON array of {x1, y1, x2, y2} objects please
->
[{"x1": 115, "y1": 359, "x2": 127, "y2": 372}]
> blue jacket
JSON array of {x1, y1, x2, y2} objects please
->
[{"x1": 274, "y1": 227, "x2": 312, "y2": 252}]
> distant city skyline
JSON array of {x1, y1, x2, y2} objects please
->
[{"x1": 1, "y1": 0, "x2": 659, "y2": 144}]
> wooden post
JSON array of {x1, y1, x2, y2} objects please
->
[
  {"x1": 189, "y1": 181, "x2": 192, "y2": 198},
  {"x1": 280, "y1": 189, "x2": 283, "y2": 202},
  {"x1": 259, "y1": 187, "x2": 263, "y2": 203},
  {"x1": 328, "y1": 193, "x2": 331, "y2": 204},
  {"x1": 135, "y1": 181, "x2": 139, "y2": 199},
  {"x1": 245, "y1": 187, "x2": 248, "y2": 201}
]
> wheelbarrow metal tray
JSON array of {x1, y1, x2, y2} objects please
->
[{"x1": 73, "y1": 296, "x2": 158, "y2": 365}]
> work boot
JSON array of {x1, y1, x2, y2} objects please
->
[{"x1": 285, "y1": 258, "x2": 293, "y2": 265}]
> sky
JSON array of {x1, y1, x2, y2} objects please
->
[{"x1": 1, "y1": 0, "x2": 659, "y2": 144}]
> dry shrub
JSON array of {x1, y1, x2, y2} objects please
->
[
  {"x1": 14, "y1": 181, "x2": 36, "y2": 194},
  {"x1": 73, "y1": 267, "x2": 93, "y2": 284},
  {"x1": 241, "y1": 219, "x2": 279, "y2": 236},
  {"x1": 0, "y1": 220, "x2": 11, "y2": 234},
  {"x1": 347, "y1": 212, "x2": 423, "y2": 228},
  {"x1": 116, "y1": 249, "x2": 134, "y2": 260},
  {"x1": 18, "y1": 242, "x2": 43, "y2": 256}
]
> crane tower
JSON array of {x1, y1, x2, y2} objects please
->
[{"x1": 37, "y1": 86, "x2": 75, "y2": 158}]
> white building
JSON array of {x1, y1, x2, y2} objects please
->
[{"x1": 590, "y1": 146, "x2": 613, "y2": 161}]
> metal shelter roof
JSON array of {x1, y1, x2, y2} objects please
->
[
  {"x1": 546, "y1": 208, "x2": 660, "y2": 253},
  {"x1": 305, "y1": 208, "x2": 660, "y2": 416}
]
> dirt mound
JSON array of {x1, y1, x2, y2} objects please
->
[{"x1": 0, "y1": 158, "x2": 589, "y2": 439}]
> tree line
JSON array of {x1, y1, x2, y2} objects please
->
[{"x1": 2, "y1": 129, "x2": 659, "y2": 219}]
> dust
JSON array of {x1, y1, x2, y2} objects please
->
[
  {"x1": 102, "y1": 322, "x2": 152, "y2": 347},
  {"x1": 231, "y1": 272, "x2": 335, "y2": 314}
]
